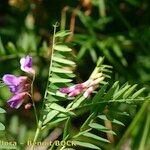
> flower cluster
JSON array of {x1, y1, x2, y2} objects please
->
[
  {"x1": 60, "y1": 76, "x2": 104, "y2": 98},
  {"x1": 2, "y1": 56, "x2": 35, "y2": 109}
]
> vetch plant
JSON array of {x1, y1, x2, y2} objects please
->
[
  {"x1": 0, "y1": 23, "x2": 147, "y2": 150},
  {"x1": 29, "y1": 24, "x2": 146, "y2": 150}
]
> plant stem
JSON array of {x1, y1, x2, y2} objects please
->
[
  {"x1": 31, "y1": 121, "x2": 42, "y2": 150},
  {"x1": 31, "y1": 74, "x2": 38, "y2": 125},
  {"x1": 98, "y1": 0, "x2": 106, "y2": 17},
  {"x1": 61, "y1": 7, "x2": 67, "y2": 31}
]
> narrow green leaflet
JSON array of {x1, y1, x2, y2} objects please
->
[
  {"x1": 63, "y1": 117, "x2": 71, "y2": 139},
  {"x1": 113, "y1": 84, "x2": 131, "y2": 99},
  {"x1": 82, "y1": 132, "x2": 110, "y2": 143},
  {"x1": 80, "y1": 113, "x2": 95, "y2": 131},
  {"x1": 43, "y1": 110, "x2": 59, "y2": 125},
  {"x1": 89, "y1": 123, "x2": 116, "y2": 135},
  {"x1": 49, "y1": 103, "x2": 75, "y2": 116},
  {"x1": 47, "y1": 90, "x2": 66, "y2": 98},
  {"x1": 103, "y1": 81, "x2": 119, "y2": 100},
  {"x1": 54, "y1": 44, "x2": 72, "y2": 52},
  {"x1": 123, "y1": 84, "x2": 137, "y2": 98},
  {"x1": 72, "y1": 140, "x2": 101, "y2": 150},
  {"x1": 51, "y1": 67, "x2": 73, "y2": 74},
  {"x1": 49, "y1": 77, "x2": 72, "y2": 83},
  {"x1": 98, "y1": 115, "x2": 124, "y2": 126},
  {"x1": 70, "y1": 96, "x2": 86, "y2": 110},
  {"x1": 42, "y1": 117, "x2": 67, "y2": 130},
  {"x1": 131, "y1": 88, "x2": 145, "y2": 99},
  {"x1": 52, "y1": 56, "x2": 75, "y2": 65},
  {"x1": 55, "y1": 30, "x2": 71, "y2": 37}
]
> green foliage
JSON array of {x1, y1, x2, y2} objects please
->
[
  {"x1": 42, "y1": 29, "x2": 76, "y2": 129},
  {"x1": 0, "y1": 1, "x2": 149, "y2": 149},
  {"x1": 32, "y1": 28, "x2": 146, "y2": 150}
]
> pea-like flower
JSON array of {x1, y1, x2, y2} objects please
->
[
  {"x1": 2, "y1": 55, "x2": 35, "y2": 109},
  {"x1": 59, "y1": 77, "x2": 104, "y2": 98},
  {"x1": 2, "y1": 74, "x2": 31, "y2": 109},
  {"x1": 7, "y1": 92, "x2": 29, "y2": 109},
  {"x1": 60, "y1": 83, "x2": 85, "y2": 94},
  {"x1": 20, "y1": 55, "x2": 35, "y2": 74},
  {"x1": 2, "y1": 74, "x2": 30, "y2": 94}
]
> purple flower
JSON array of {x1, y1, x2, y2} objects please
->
[
  {"x1": 59, "y1": 77, "x2": 103, "y2": 98},
  {"x1": 2, "y1": 74, "x2": 30, "y2": 94},
  {"x1": 60, "y1": 83, "x2": 86, "y2": 94},
  {"x1": 20, "y1": 55, "x2": 35, "y2": 74},
  {"x1": 68, "y1": 89, "x2": 82, "y2": 97},
  {"x1": 7, "y1": 92, "x2": 28, "y2": 109},
  {"x1": 2, "y1": 74, "x2": 31, "y2": 109}
]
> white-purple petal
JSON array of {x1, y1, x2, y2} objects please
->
[
  {"x1": 20, "y1": 55, "x2": 35, "y2": 74},
  {"x1": 2, "y1": 74, "x2": 29, "y2": 94},
  {"x1": 68, "y1": 89, "x2": 81, "y2": 97},
  {"x1": 59, "y1": 86, "x2": 76, "y2": 93},
  {"x1": 7, "y1": 92, "x2": 28, "y2": 109},
  {"x1": 2, "y1": 74, "x2": 18, "y2": 86}
]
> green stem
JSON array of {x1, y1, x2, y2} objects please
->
[
  {"x1": 98, "y1": 0, "x2": 106, "y2": 17},
  {"x1": 31, "y1": 121, "x2": 42, "y2": 150},
  {"x1": 61, "y1": 7, "x2": 67, "y2": 31},
  {"x1": 31, "y1": 74, "x2": 38, "y2": 125}
]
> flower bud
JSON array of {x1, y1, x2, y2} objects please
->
[
  {"x1": 24, "y1": 103, "x2": 32, "y2": 109},
  {"x1": 20, "y1": 55, "x2": 35, "y2": 74}
]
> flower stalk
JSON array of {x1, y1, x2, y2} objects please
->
[{"x1": 31, "y1": 74, "x2": 38, "y2": 125}]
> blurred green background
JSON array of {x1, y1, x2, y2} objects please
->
[{"x1": 0, "y1": 0, "x2": 150, "y2": 150}]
